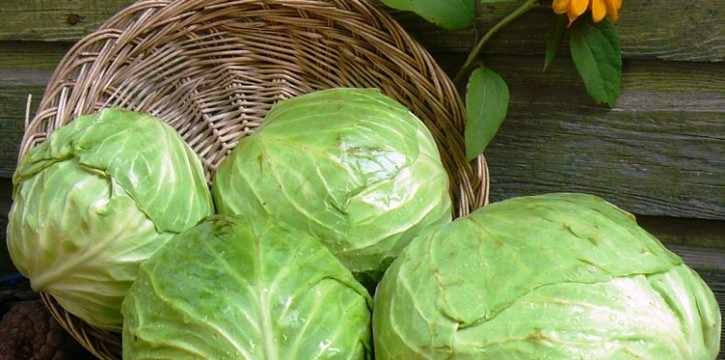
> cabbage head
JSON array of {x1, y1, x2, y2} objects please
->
[
  {"x1": 212, "y1": 88, "x2": 452, "y2": 284},
  {"x1": 373, "y1": 193, "x2": 721, "y2": 359},
  {"x1": 7, "y1": 109, "x2": 214, "y2": 331},
  {"x1": 122, "y1": 214, "x2": 373, "y2": 359}
]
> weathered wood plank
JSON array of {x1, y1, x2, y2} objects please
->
[
  {"x1": 0, "y1": 85, "x2": 48, "y2": 177},
  {"x1": 480, "y1": 55, "x2": 724, "y2": 219},
  {"x1": 0, "y1": 89, "x2": 52, "y2": 177},
  {"x1": 389, "y1": 0, "x2": 725, "y2": 61},
  {"x1": 667, "y1": 244, "x2": 725, "y2": 271},
  {"x1": 638, "y1": 216, "x2": 725, "y2": 250},
  {"x1": 0, "y1": 41, "x2": 71, "y2": 71},
  {"x1": 0, "y1": 42, "x2": 69, "y2": 176},
  {"x1": 0, "y1": 0, "x2": 134, "y2": 42},
  {"x1": 0, "y1": 0, "x2": 722, "y2": 62}
]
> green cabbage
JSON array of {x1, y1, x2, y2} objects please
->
[
  {"x1": 7, "y1": 109, "x2": 214, "y2": 331},
  {"x1": 373, "y1": 193, "x2": 721, "y2": 359},
  {"x1": 212, "y1": 88, "x2": 452, "y2": 284},
  {"x1": 122, "y1": 215, "x2": 373, "y2": 359}
]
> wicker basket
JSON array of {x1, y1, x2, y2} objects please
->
[{"x1": 20, "y1": 0, "x2": 489, "y2": 358}]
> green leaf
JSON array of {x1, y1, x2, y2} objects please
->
[
  {"x1": 123, "y1": 215, "x2": 373, "y2": 359},
  {"x1": 373, "y1": 193, "x2": 721, "y2": 359},
  {"x1": 380, "y1": 0, "x2": 475, "y2": 30},
  {"x1": 212, "y1": 88, "x2": 453, "y2": 285},
  {"x1": 544, "y1": 15, "x2": 568, "y2": 71},
  {"x1": 569, "y1": 18, "x2": 622, "y2": 106},
  {"x1": 465, "y1": 67, "x2": 509, "y2": 161}
]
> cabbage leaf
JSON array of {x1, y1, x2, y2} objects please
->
[
  {"x1": 123, "y1": 215, "x2": 373, "y2": 359},
  {"x1": 212, "y1": 88, "x2": 452, "y2": 284},
  {"x1": 7, "y1": 109, "x2": 214, "y2": 331},
  {"x1": 373, "y1": 193, "x2": 721, "y2": 359}
]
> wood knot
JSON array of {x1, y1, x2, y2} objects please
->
[{"x1": 66, "y1": 13, "x2": 83, "y2": 25}]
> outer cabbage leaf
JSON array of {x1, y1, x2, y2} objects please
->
[
  {"x1": 212, "y1": 88, "x2": 452, "y2": 284},
  {"x1": 373, "y1": 193, "x2": 721, "y2": 359},
  {"x1": 122, "y1": 215, "x2": 373, "y2": 359},
  {"x1": 13, "y1": 108, "x2": 212, "y2": 232},
  {"x1": 7, "y1": 109, "x2": 214, "y2": 331}
]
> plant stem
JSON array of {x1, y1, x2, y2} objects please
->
[{"x1": 453, "y1": 0, "x2": 540, "y2": 85}]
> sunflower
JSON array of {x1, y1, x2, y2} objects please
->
[{"x1": 552, "y1": 0, "x2": 622, "y2": 25}]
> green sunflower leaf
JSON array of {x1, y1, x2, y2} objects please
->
[
  {"x1": 545, "y1": 14, "x2": 569, "y2": 71},
  {"x1": 465, "y1": 66, "x2": 510, "y2": 161},
  {"x1": 379, "y1": 0, "x2": 475, "y2": 30},
  {"x1": 569, "y1": 18, "x2": 622, "y2": 106}
]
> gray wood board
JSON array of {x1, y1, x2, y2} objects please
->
[
  {"x1": 479, "y1": 55, "x2": 724, "y2": 219},
  {"x1": 0, "y1": 0, "x2": 722, "y2": 61}
]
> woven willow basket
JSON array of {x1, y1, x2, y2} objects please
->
[{"x1": 20, "y1": 0, "x2": 489, "y2": 358}]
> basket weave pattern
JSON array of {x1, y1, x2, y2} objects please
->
[{"x1": 20, "y1": 0, "x2": 489, "y2": 358}]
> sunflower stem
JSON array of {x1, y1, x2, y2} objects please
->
[{"x1": 454, "y1": 0, "x2": 541, "y2": 86}]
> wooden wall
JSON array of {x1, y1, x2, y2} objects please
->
[{"x1": 0, "y1": 0, "x2": 723, "y2": 348}]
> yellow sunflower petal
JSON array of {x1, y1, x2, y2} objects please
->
[
  {"x1": 591, "y1": 0, "x2": 606, "y2": 22},
  {"x1": 565, "y1": 12, "x2": 577, "y2": 24},
  {"x1": 563, "y1": 0, "x2": 587, "y2": 24},
  {"x1": 606, "y1": 0, "x2": 621, "y2": 22},
  {"x1": 570, "y1": 0, "x2": 589, "y2": 16},
  {"x1": 552, "y1": 0, "x2": 570, "y2": 14}
]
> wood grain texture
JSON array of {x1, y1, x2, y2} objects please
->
[
  {"x1": 0, "y1": 0, "x2": 722, "y2": 61},
  {"x1": 0, "y1": 0, "x2": 134, "y2": 42},
  {"x1": 0, "y1": 84, "x2": 45, "y2": 176},
  {"x1": 638, "y1": 216, "x2": 725, "y2": 249},
  {"x1": 0, "y1": 43, "x2": 62, "y2": 176},
  {"x1": 388, "y1": 0, "x2": 725, "y2": 61},
  {"x1": 0, "y1": 41, "x2": 70, "y2": 70},
  {"x1": 480, "y1": 55, "x2": 724, "y2": 219}
]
